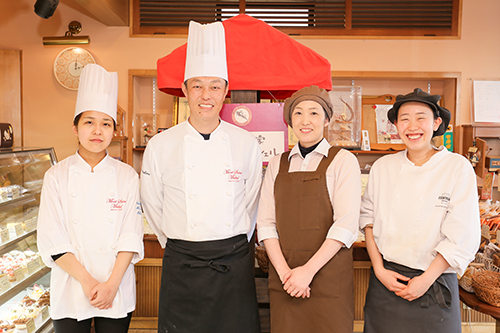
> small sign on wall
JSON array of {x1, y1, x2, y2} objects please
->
[
  {"x1": 471, "y1": 79, "x2": 500, "y2": 125},
  {"x1": 220, "y1": 103, "x2": 288, "y2": 164}
]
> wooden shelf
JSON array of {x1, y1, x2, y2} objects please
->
[{"x1": 352, "y1": 150, "x2": 401, "y2": 155}]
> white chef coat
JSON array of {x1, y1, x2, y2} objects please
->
[
  {"x1": 140, "y1": 120, "x2": 262, "y2": 247},
  {"x1": 38, "y1": 152, "x2": 144, "y2": 321},
  {"x1": 360, "y1": 147, "x2": 480, "y2": 276},
  {"x1": 257, "y1": 139, "x2": 360, "y2": 248}
]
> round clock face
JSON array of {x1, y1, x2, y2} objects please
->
[{"x1": 53, "y1": 47, "x2": 96, "y2": 90}]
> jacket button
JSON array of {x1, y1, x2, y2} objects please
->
[
  {"x1": 226, "y1": 192, "x2": 232, "y2": 197},
  {"x1": 109, "y1": 169, "x2": 114, "y2": 174},
  {"x1": 72, "y1": 192, "x2": 77, "y2": 198},
  {"x1": 225, "y1": 162, "x2": 230, "y2": 167},
  {"x1": 188, "y1": 165, "x2": 194, "y2": 170},
  {"x1": 189, "y1": 194, "x2": 195, "y2": 199},
  {"x1": 108, "y1": 218, "x2": 114, "y2": 224},
  {"x1": 110, "y1": 244, "x2": 117, "y2": 249},
  {"x1": 75, "y1": 245, "x2": 81, "y2": 251},
  {"x1": 72, "y1": 219, "x2": 78, "y2": 224},
  {"x1": 110, "y1": 192, "x2": 115, "y2": 197},
  {"x1": 226, "y1": 222, "x2": 231, "y2": 227}
]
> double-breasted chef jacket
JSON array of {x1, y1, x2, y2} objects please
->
[
  {"x1": 360, "y1": 147, "x2": 480, "y2": 276},
  {"x1": 140, "y1": 120, "x2": 262, "y2": 245},
  {"x1": 38, "y1": 153, "x2": 144, "y2": 321}
]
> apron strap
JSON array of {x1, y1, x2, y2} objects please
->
[
  {"x1": 279, "y1": 146, "x2": 341, "y2": 175},
  {"x1": 181, "y1": 259, "x2": 231, "y2": 273},
  {"x1": 279, "y1": 151, "x2": 291, "y2": 174},
  {"x1": 315, "y1": 146, "x2": 342, "y2": 174}
]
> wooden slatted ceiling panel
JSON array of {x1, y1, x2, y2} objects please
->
[
  {"x1": 139, "y1": 0, "x2": 238, "y2": 27},
  {"x1": 352, "y1": 0, "x2": 453, "y2": 29},
  {"x1": 138, "y1": 1, "x2": 345, "y2": 28},
  {"x1": 243, "y1": 2, "x2": 345, "y2": 28},
  {"x1": 132, "y1": 0, "x2": 459, "y2": 37}
]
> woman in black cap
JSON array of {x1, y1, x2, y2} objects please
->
[
  {"x1": 360, "y1": 88, "x2": 480, "y2": 332},
  {"x1": 257, "y1": 85, "x2": 360, "y2": 332}
]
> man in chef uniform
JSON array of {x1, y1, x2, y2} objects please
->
[{"x1": 141, "y1": 21, "x2": 262, "y2": 333}]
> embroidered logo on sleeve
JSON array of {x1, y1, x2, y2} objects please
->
[
  {"x1": 107, "y1": 198, "x2": 127, "y2": 211},
  {"x1": 224, "y1": 169, "x2": 242, "y2": 182},
  {"x1": 435, "y1": 193, "x2": 451, "y2": 208}
]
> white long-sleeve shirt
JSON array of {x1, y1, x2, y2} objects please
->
[
  {"x1": 140, "y1": 120, "x2": 262, "y2": 247},
  {"x1": 38, "y1": 153, "x2": 144, "y2": 320},
  {"x1": 257, "y1": 139, "x2": 361, "y2": 248},
  {"x1": 360, "y1": 147, "x2": 480, "y2": 275}
]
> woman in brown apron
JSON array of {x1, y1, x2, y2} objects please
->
[{"x1": 256, "y1": 86, "x2": 361, "y2": 332}]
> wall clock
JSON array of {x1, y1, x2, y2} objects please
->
[{"x1": 53, "y1": 47, "x2": 96, "y2": 90}]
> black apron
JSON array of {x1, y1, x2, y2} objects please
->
[
  {"x1": 363, "y1": 260, "x2": 461, "y2": 333},
  {"x1": 158, "y1": 234, "x2": 260, "y2": 333}
]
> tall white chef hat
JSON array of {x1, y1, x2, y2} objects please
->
[
  {"x1": 74, "y1": 64, "x2": 118, "y2": 122},
  {"x1": 184, "y1": 21, "x2": 228, "y2": 82}
]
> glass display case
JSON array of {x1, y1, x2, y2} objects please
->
[{"x1": 0, "y1": 148, "x2": 56, "y2": 333}]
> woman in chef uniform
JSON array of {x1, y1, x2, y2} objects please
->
[
  {"x1": 38, "y1": 64, "x2": 144, "y2": 333},
  {"x1": 360, "y1": 88, "x2": 480, "y2": 332},
  {"x1": 257, "y1": 86, "x2": 360, "y2": 332}
]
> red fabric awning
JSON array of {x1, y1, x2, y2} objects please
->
[{"x1": 157, "y1": 14, "x2": 332, "y2": 100}]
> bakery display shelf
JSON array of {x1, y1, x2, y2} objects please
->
[
  {"x1": 0, "y1": 267, "x2": 50, "y2": 306},
  {"x1": 0, "y1": 231, "x2": 37, "y2": 256},
  {"x1": 0, "y1": 273, "x2": 51, "y2": 333},
  {"x1": 0, "y1": 196, "x2": 36, "y2": 215}
]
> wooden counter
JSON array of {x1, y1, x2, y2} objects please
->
[{"x1": 460, "y1": 286, "x2": 500, "y2": 333}]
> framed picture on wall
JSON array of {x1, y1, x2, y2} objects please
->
[
  {"x1": 172, "y1": 96, "x2": 190, "y2": 126},
  {"x1": 362, "y1": 94, "x2": 406, "y2": 151}
]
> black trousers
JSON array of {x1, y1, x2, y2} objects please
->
[{"x1": 53, "y1": 312, "x2": 132, "y2": 333}]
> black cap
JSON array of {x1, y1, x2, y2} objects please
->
[{"x1": 387, "y1": 88, "x2": 451, "y2": 137}]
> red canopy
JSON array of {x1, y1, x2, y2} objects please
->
[{"x1": 157, "y1": 14, "x2": 332, "y2": 100}]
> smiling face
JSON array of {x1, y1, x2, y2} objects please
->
[
  {"x1": 291, "y1": 100, "x2": 330, "y2": 148},
  {"x1": 72, "y1": 110, "x2": 115, "y2": 162},
  {"x1": 181, "y1": 76, "x2": 228, "y2": 132},
  {"x1": 394, "y1": 102, "x2": 442, "y2": 154}
]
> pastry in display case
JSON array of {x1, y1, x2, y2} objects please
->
[{"x1": 0, "y1": 148, "x2": 57, "y2": 333}]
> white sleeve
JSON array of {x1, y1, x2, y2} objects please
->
[
  {"x1": 434, "y1": 164, "x2": 481, "y2": 275},
  {"x1": 37, "y1": 169, "x2": 76, "y2": 268},
  {"x1": 360, "y1": 167, "x2": 376, "y2": 230},
  {"x1": 115, "y1": 170, "x2": 144, "y2": 264},
  {"x1": 140, "y1": 142, "x2": 168, "y2": 248},
  {"x1": 326, "y1": 150, "x2": 361, "y2": 248},
  {"x1": 244, "y1": 138, "x2": 263, "y2": 241},
  {"x1": 256, "y1": 155, "x2": 280, "y2": 243}
]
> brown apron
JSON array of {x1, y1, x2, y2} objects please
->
[{"x1": 269, "y1": 147, "x2": 354, "y2": 333}]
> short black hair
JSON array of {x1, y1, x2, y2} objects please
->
[{"x1": 74, "y1": 113, "x2": 117, "y2": 130}]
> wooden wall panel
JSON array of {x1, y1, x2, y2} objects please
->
[
  {"x1": 353, "y1": 265, "x2": 370, "y2": 320},
  {"x1": 132, "y1": 254, "x2": 495, "y2": 328},
  {"x1": 134, "y1": 258, "x2": 162, "y2": 318}
]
